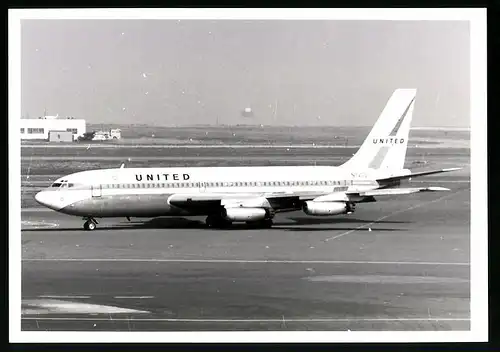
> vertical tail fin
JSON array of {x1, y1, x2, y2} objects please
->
[{"x1": 341, "y1": 88, "x2": 416, "y2": 172}]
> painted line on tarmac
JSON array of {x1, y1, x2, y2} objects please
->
[
  {"x1": 22, "y1": 258, "x2": 469, "y2": 266},
  {"x1": 114, "y1": 296, "x2": 154, "y2": 299},
  {"x1": 21, "y1": 316, "x2": 470, "y2": 322},
  {"x1": 22, "y1": 299, "x2": 149, "y2": 315},
  {"x1": 21, "y1": 208, "x2": 55, "y2": 212},
  {"x1": 324, "y1": 189, "x2": 467, "y2": 242},
  {"x1": 21, "y1": 220, "x2": 59, "y2": 228},
  {"x1": 39, "y1": 295, "x2": 90, "y2": 299}
]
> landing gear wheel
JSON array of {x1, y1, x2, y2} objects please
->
[
  {"x1": 205, "y1": 215, "x2": 232, "y2": 229},
  {"x1": 205, "y1": 216, "x2": 214, "y2": 228},
  {"x1": 346, "y1": 202, "x2": 356, "y2": 214},
  {"x1": 83, "y1": 220, "x2": 96, "y2": 231}
]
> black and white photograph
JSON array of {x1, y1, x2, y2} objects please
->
[{"x1": 9, "y1": 8, "x2": 487, "y2": 343}]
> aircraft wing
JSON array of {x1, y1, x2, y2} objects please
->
[
  {"x1": 168, "y1": 191, "x2": 326, "y2": 211},
  {"x1": 377, "y1": 167, "x2": 461, "y2": 183},
  {"x1": 167, "y1": 186, "x2": 450, "y2": 212},
  {"x1": 348, "y1": 186, "x2": 450, "y2": 197}
]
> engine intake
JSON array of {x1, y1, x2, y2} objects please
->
[
  {"x1": 222, "y1": 207, "x2": 267, "y2": 222},
  {"x1": 303, "y1": 201, "x2": 351, "y2": 216}
]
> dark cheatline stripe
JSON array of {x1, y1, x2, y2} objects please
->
[
  {"x1": 368, "y1": 146, "x2": 390, "y2": 169},
  {"x1": 389, "y1": 97, "x2": 415, "y2": 136}
]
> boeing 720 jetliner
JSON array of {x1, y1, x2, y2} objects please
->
[{"x1": 35, "y1": 89, "x2": 460, "y2": 230}]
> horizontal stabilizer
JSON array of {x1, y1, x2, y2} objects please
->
[
  {"x1": 377, "y1": 167, "x2": 462, "y2": 183},
  {"x1": 355, "y1": 187, "x2": 450, "y2": 197}
]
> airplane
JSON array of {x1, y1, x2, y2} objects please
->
[{"x1": 34, "y1": 89, "x2": 460, "y2": 231}]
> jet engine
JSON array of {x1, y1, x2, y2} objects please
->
[
  {"x1": 222, "y1": 207, "x2": 267, "y2": 222},
  {"x1": 303, "y1": 201, "x2": 351, "y2": 216}
]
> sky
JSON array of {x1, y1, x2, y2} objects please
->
[{"x1": 21, "y1": 19, "x2": 470, "y2": 127}]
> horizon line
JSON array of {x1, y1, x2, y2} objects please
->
[{"x1": 85, "y1": 123, "x2": 471, "y2": 130}]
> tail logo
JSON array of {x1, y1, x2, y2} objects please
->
[
  {"x1": 373, "y1": 138, "x2": 405, "y2": 145},
  {"x1": 388, "y1": 97, "x2": 415, "y2": 136}
]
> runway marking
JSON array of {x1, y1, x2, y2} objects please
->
[
  {"x1": 22, "y1": 299, "x2": 149, "y2": 315},
  {"x1": 22, "y1": 258, "x2": 469, "y2": 266},
  {"x1": 21, "y1": 208, "x2": 56, "y2": 213},
  {"x1": 21, "y1": 220, "x2": 59, "y2": 228},
  {"x1": 305, "y1": 275, "x2": 469, "y2": 284},
  {"x1": 38, "y1": 295, "x2": 90, "y2": 299},
  {"x1": 21, "y1": 317, "x2": 470, "y2": 323},
  {"x1": 324, "y1": 189, "x2": 467, "y2": 242},
  {"x1": 114, "y1": 296, "x2": 154, "y2": 299}
]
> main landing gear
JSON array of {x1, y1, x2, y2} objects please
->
[
  {"x1": 83, "y1": 217, "x2": 98, "y2": 231},
  {"x1": 346, "y1": 202, "x2": 356, "y2": 214},
  {"x1": 205, "y1": 215, "x2": 232, "y2": 229}
]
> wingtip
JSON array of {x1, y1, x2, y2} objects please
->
[
  {"x1": 443, "y1": 167, "x2": 462, "y2": 172},
  {"x1": 427, "y1": 187, "x2": 451, "y2": 191}
]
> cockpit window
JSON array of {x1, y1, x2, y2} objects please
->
[{"x1": 51, "y1": 183, "x2": 62, "y2": 188}]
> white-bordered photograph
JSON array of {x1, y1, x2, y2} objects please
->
[{"x1": 9, "y1": 8, "x2": 487, "y2": 343}]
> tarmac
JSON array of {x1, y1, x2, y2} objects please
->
[{"x1": 20, "y1": 171, "x2": 471, "y2": 331}]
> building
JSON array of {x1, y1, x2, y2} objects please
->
[
  {"x1": 20, "y1": 116, "x2": 86, "y2": 141},
  {"x1": 48, "y1": 130, "x2": 74, "y2": 142}
]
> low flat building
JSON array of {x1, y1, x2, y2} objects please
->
[{"x1": 20, "y1": 116, "x2": 86, "y2": 141}]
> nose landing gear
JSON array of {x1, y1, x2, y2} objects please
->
[{"x1": 83, "y1": 217, "x2": 98, "y2": 231}]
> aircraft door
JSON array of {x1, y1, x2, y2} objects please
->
[
  {"x1": 199, "y1": 182, "x2": 206, "y2": 193},
  {"x1": 91, "y1": 184, "x2": 102, "y2": 197}
]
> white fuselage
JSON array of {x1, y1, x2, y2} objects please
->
[{"x1": 34, "y1": 165, "x2": 383, "y2": 218}]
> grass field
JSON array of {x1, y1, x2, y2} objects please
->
[{"x1": 21, "y1": 125, "x2": 470, "y2": 148}]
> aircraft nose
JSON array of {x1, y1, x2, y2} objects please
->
[{"x1": 35, "y1": 191, "x2": 53, "y2": 208}]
